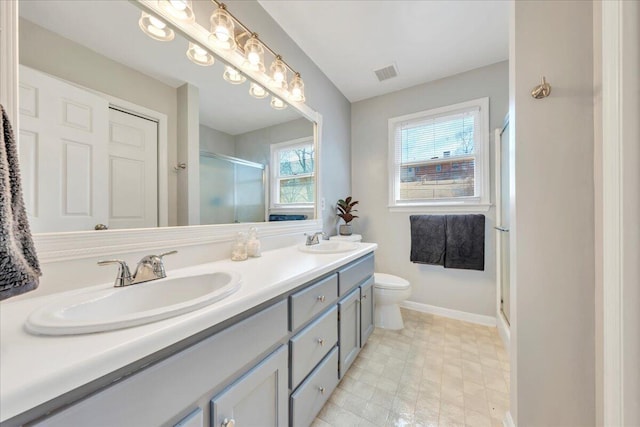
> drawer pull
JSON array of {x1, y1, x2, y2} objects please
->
[
  {"x1": 317, "y1": 338, "x2": 325, "y2": 346},
  {"x1": 319, "y1": 386, "x2": 326, "y2": 394},
  {"x1": 317, "y1": 295, "x2": 326, "y2": 303},
  {"x1": 222, "y1": 418, "x2": 235, "y2": 427}
]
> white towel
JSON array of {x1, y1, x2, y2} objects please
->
[{"x1": 0, "y1": 104, "x2": 41, "y2": 300}]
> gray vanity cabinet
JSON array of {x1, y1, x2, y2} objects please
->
[
  {"x1": 338, "y1": 287, "x2": 361, "y2": 378},
  {"x1": 360, "y1": 276, "x2": 375, "y2": 346},
  {"x1": 211, "y1": 345, "x2": 288, "y2": 427}
]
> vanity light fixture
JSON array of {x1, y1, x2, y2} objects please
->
[
  {"x1": 139, "y1": 12, "x2": 175, "y2": 42},
  {"x1": 187, "y1": 42, "x2": 214, "y2": 66},
  {"x1": 223, "y1": 66, "x2": 246, "y2": 85},
  {"x1": 249, "y1": 82, "x2": 269, "y2": 99},
  {"x1": 289, "y1": 72, "x2": 306, "y2": 102},
  {"x1": 243, "y1": 33, "x2": 265, "y2": 72},
  {"x1": 270, "y1": 96, "x2": 287, "y2": 110},
  {"x1": 269, "y1": 55, "x2": 288, "y2": 90},
  {"x1": 209, "y1": 3, "x2": 236, "y2": 50},
  {"x1": 159, "y1": 0, "x2": 195, "y2": 23}
]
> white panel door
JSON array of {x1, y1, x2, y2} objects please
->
[
  {"x1": 18, "y1": 65, "x2": 109, "y2": 233},
  {"x1": 107, "y1": 108, "x2": 158, "y2": 229}
]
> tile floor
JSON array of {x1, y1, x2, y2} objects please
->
[{"x1": 312, "y1": 308, "x2": 510, "y2": 427}]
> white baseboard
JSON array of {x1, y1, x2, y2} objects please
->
[
  {"x1": 400, "y1": 301, "x2": 497, "y2": 327},
  {"x1": 497, "y1": 311, "x2": 510, "y2": 354},
  {"x1": 503, "y1": 411, "x2": 515, "y2": 427}
]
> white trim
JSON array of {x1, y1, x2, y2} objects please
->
[
  {"x1": 503, "y1": 411, "x2": 515, "y2": 427},
  {"x1": 33, "y1": 219, "x2": 321, "y2": 264},
  {"x1": 0, "y1": 0, "x2": 18, "y2": 126},
  {"x1": 387, "y1": 97, "x2": 490, "y2": 210},
  {"x1": 401, "y1": 300, "x2": 496, "y2": 327},
  {"x1": 602, "y1": 1, "x2": 624, "y2": 425},
  {"x1": 387, "y1": 203, "x2": 491, "y2": 213},
  {"x1": 497, "y1": 311, "x2": 510, "y2": 354}
]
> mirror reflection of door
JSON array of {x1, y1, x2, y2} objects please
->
[
  {"x1": 18, "y1": 66, "x2": 158, "y2": 232},
  {"x1": 497, "y1": 119, "x2": 511, "y2": 324}
]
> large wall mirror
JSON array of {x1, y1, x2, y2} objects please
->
[{"x1": 17, "y1": 0, "x2": 319, "y2": 235}]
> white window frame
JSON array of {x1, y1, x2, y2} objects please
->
[
  {"x1": 270, "y1": 136, "x2": 315, "y2": 210},
  {"x1": 387, "y1": 97, "x2": 491, "y2": 212}
]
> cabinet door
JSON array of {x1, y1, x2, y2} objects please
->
[
  {"x1": 338, "y1": 287, "x2": 361, "y2": 378},
  {"x1": 211, "y1": 345, "x2": 288, "y2": 427},
  {"x1": 360, "y1": 276, "x2": 374, "y2": 346}
]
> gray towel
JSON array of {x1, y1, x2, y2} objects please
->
[
  {"x1": 444, "y1": 214, "x2": 485, "y2": 271},
  {"x1": 410, "y1": 215, "x2": 446, "y2": 265},
  {"x1": 0, "y1": 104, "x2": 41, "y2": 300}
]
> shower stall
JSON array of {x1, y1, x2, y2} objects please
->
[{"x1": 199, "y1": 152, "x2": 267, "y2": 224}]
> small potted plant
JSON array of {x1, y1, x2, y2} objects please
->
[{"x1": 336, "y1": 196, "x2": 359, "y2": 236}]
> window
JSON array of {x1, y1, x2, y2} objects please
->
[
  {"x1": 270, "y1": 137, "x2": 315, "y2": 207},
  {"x1": 388, "y1": 98, "x2": 490, "y2": 211}
]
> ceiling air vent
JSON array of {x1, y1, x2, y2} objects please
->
[{"x1": 374, "y1": 64, "x2": 398, "y2": 82}]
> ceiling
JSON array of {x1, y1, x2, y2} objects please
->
[
  {"x1": 258, "y1": 0, "x2": 509, "y2": 102},
  {"x1": 19, "y1": 0, "x2": 304, "y2": 135}
]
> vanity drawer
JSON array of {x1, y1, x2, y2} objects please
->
[
  {"x1": 290, "y1": 347, "x2": 339, "y2": 427},
  {"x1": 338, "y1": 253, "x2": 374, "y2": 296},
  {"x1": 289, "y1": 273, "x2": 338, "y2": 331},
  {"x1": 289, "y1": 305, "x2": 338, "y2": 390}
]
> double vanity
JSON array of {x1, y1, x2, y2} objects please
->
[{"x1": 0, "y1": 242, "x2": 377, "y2": 427}]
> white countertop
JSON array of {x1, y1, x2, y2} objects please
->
[{"x1": 0, "y1": 243, "x2": 376, "y2": 423}]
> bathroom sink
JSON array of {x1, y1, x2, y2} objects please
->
[
  {"x1": 25, "y1": 272, "x2": 241, "y2": 335},
  {"x1": 297, "y1": 241, "x2": 359, "y2": 254}
]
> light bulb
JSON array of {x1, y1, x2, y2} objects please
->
[
  {"x1": 139, "y1": 12, "x2": 175, "y2": 42},
  {"x1": 270, "y1": 96, "x2": 287, "y2": 110},
  {"x1": 223, "y1": 66, "x2": 246, "y2": 85},
  {"x1": 248, "y1": 52, "x2": 260, "y2": 65},
  {"x1": 274, "y1": 71, "x2": 284, "y2": 83},
  {"x1": 249, "y1": 82, "x2": 268, "y2": 99},
  {"x1": 292, "y1": 87, "x2": 302, "y2": 98},
  {"x1": 169, "y1": 0, "x2": 187, "y2": 11},
  {"x1": 215, "y1": 25, "x2": 230, "y2": 42},
  {"x1": 187, "y1": 42, "x2": 214, "y2": 66},
  {"x1": 149, "y1": 16, "x2": 166, "y2": 30}
]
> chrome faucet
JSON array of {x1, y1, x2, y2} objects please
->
[
  {"x1": 98, "y1": 250, "x2": 177, "y2": 287},
  {"x1": 305, "y1": 232, "x2": 326, "y2": 246}
]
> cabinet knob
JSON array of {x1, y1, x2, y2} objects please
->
[
  {"x1": 317, "y1": 338, "x2": 325, "y2": 346},
  {"x1": 222, "y1": 418, "x2": 235, "y2": 427},
  {"x1": 319, "y1": 386, "x2": 325, "y2": 394},
  {"x1": 317, "y1": 295, "x2": 326, "y2": 303}
]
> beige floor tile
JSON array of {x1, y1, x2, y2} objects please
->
[{"x1": 313, "y1": 311, "x2": 510, "y2": 426}]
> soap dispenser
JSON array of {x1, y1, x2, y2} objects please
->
[
  {"x1": 246, "y1": 226, "x2": 261, "y2": 257},
  {"x1": 231, "y1": 232, "x2": 248, "y2": 261}
]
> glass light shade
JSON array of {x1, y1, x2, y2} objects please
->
[
  {"x1": 249, "y1": 82, "x2": 268, "y2": 99},
  {"x1": 269, "y1": 56, "x2": 288, "y2": 89},
  {"x1": 209, "y1": 4, "x2": 236, "y2": 50},
  {"x1": 289, "y1": 73, "x2": 306, "y2": 102},
  {"x1": 243, "y1": 34, "x2": 265, "y2": 72},
  {"x1": 139, "y1": 12, "x2": 175, "y2": 42},
  {"x1": 187, "y1": 42, "x2": 214, "y2": 66},
  {"x1": 223, "y1": 66, "x2": 246, "y2": 85},
  {"x1": 270, "y1": 96, "x2": 287, "y2": 110},
  {"x1": 159, "y1": 0, "x2": 195, "y2": 23}
]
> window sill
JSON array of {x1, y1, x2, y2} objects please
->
[{"x1": 388, "y1": 203, "x2": 492, "y2": 213}]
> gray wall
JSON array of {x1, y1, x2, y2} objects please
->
[
  {"x1": 511, "y1": 1, "x2": 594, "y2": 425},
  {"x1": 19, "y1": 18, "x2": 179, "y2": 226},
  {"x1": 226, "y1": 1, "x2": 352, "y2": 234},
  {"x1": 351, "y1": 61, "x2": 508, "y2": 317},
  {"x1": 200, "y1": 125, "x2": 235, "y2": 157}
]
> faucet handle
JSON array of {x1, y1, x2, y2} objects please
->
[
  {"x1": 98, "y1": 259, "x2": 132, "y2": 287},
  {"x1": 158, "y1": 250, "x2": 178, "y2": 259}
]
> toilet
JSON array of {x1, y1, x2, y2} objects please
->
[{"x1": 329, "y1": 234, "x2": 412, "y2": 330}]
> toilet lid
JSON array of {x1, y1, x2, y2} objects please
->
[{"x1": 374, "y1": 273, "x2": 410, "y2": 290}]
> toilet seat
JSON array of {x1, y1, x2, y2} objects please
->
[{"x1": 374, "y1": 273, "x2": 410, "y2": 290}]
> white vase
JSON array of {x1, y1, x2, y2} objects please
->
[{"x1": 339, "y1": 224, "x2": 352, "y2": 236}]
